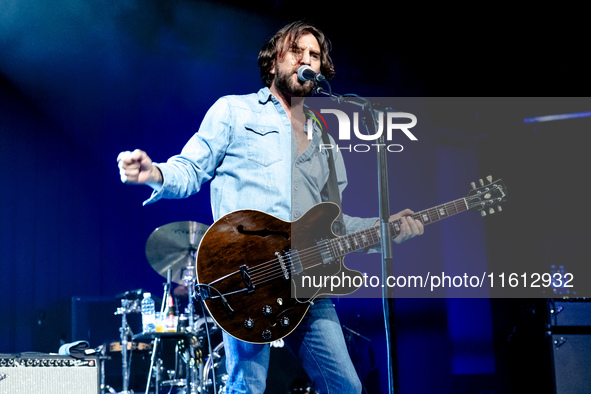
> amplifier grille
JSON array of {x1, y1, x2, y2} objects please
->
[{"x1": 0, "y1": 355, "x2": 99, "y2": 394}]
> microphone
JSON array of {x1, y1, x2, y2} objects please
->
[{"x1": 297, "y1": 65, "x2": 326, "y2": 83}]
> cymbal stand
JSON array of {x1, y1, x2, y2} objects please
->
[
  {"x1": 96, "y1": 343, "x2": 111, "y2": 394},
  {"x1": 182, "y1": 257, "x2": 197, "y2": 329},
  {"x1": 145, "y1": 270, "x2": 172, "y2": 394},
  {"x1": 115, "y1": 298, "x2": 140, "y2": 394},
  {"x1": 194, "y1": 291, "x2": 218, "y2": 394},
  {"x1": 182, "y1": 249, "x2": 200, "y2": 394}
]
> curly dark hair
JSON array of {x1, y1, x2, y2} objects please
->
[{"x1": 258, "y1": 20, "x2": 335, "y2": 88}]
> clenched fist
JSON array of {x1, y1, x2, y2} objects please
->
[{"x1": 117, "y1": 149, "x2": 162, "y2": 187}]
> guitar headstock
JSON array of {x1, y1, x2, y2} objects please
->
[{"x1": 466, "y1": 176, "x2": 507, "y2": 216}]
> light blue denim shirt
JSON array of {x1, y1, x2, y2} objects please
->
[{"x1": 144, "y1": 87, "x2": 376, "y2": 236}]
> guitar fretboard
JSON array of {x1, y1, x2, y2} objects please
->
[{"x1": 328, "y1": 198, "x2": 469, "y2": 258}]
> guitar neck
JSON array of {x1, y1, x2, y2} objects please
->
[{"x1": 329, "y1": 197, "x2": 469, "y2": 258}]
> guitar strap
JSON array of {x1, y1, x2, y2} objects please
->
[{"x1": 320, "y1": 129, "x2": 346, "y2": 236}]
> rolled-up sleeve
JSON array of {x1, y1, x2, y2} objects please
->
[{"x1": 143, "y1": 98, "x2": 232, "y2": 205}]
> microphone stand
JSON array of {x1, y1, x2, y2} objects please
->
[{"x1": 315, "y1": 83, "x2": 398, "y2": 394}]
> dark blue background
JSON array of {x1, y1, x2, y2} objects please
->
[{"x1": 1, "y1": 1, "x2": 588, "y2": 393}]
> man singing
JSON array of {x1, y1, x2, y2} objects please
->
[{"x1": 118, "y1": 20, "x2": 423, "y2": 393}]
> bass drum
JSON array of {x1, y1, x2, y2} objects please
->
[{"x1": 202, "y1": 340, "x2": 313, "y2": 394}]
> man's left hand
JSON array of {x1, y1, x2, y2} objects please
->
[{"x1": 375, "y1": 209, "x2": 424, "y2": 244}]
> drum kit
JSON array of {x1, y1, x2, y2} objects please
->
[{"x1": 104, "y1": 221, "x2": 226, "y2": 394}]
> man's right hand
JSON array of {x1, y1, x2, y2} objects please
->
[{"x1": 117, "y1": 149, "x2": 163, "y2": 187}]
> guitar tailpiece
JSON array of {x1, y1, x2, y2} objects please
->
[{"x1": 196, "y1": 283, "x2": 235, "y2": 314}]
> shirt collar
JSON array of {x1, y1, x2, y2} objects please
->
[{"x1": 257, "y1": 87, "x2": 273, "y2": 104}]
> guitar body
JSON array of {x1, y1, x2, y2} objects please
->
[
  {"x1": 196, "y1": 202, "x2": 363, "y2": 344},
  {"x1": 195, "y1": 176, "x2": 507, "y2": 343}
]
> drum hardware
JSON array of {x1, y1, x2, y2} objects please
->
[
  {"x1": 96, "y1": 343, "x2": 112, "y2": 394},
  {"x1": 105, "y1": 220, "x2": 225, "y2": 394},
  {"x1": 202, "y1": 342, "x2": 228, "y2": 394},
  {"x1": 142, "y1": 268, "x2": 174, "y2": 394},
  {"x1": 103, "y1": 285, "x2": 225, "y2": 393},
  {"x1": 132, "y1": 331, "x2": 202, "y2": 394},
  {"x1": 104, "y1": 385, "x2": 118, "y2": 394},
  {"x1": 194, "y1": 289, "x2": 221, "y2": 394},
  {"x1": 144, "y1": 221, "x2": 220, "y2": 393},
  {"x1": 182, "y1": 263, "x2": 205, "y2": 394},
  {"x1": 145, "y1": 221, "x2": 209, "y2": 335},
  {"x1": 144, "y1": 221, "x2": 209, "y2": 287},
  {"x1": 160, "y1": 378, "x2": 187, "y2": 388},
  {"x1": 109, "y1": 342, "x2": 152, "y2": 353},
  {"x1": 114, "y1": 295, "x2": 142, "y2": 394},
  {"x1": 105, "y1": 301, "x2": 225, "y2": 394}
]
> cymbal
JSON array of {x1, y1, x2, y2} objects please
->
[{"x1": 145, "y1": 221, "x2": 209, "y2": 285}]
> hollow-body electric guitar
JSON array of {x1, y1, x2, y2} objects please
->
[{"x1": 196, "y1": 177, "x2": 507, "y2": 343}]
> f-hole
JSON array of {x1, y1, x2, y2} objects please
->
[{"x1": 237, "y1": 225, "x2": 289, "y2": 240}]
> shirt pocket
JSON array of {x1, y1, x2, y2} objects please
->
[{"x1": 244, "y1": 124, "x2": 283, "y2": 167}]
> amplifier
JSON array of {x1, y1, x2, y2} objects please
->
[
  {"x1": 548, "y1": 299, "x2": 591, "y2": 327},
  {"x1": 0, "y1": 354, "x2": 99, "y2": 394},
  {"x1": 552, "y1": 334, "x2": 591, "y2": 393}
]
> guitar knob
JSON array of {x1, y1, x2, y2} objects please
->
[
  {"x1": 262, "y1": 329, "x2": 272, "y2": 340},
  {"x1": 244, "y1": 318, "x2": 255, "y2": 329},
  {"x1": 262, "y1": 305, "x2": 273, "y2": 316},
  {"x1": 279, "y1": 316, "x2": 290, "y2": 327}
]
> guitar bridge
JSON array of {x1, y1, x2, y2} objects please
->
[{"x1": 275, "y1": 252, "x2": 290, "y2": 279}]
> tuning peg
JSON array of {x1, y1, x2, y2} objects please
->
[
  {"x1": 471, "y1": 182, "x2": 476, "y2": 190},
  {"x1": 486, "y1": 175, "x2": 493, "y2": 183},
  {"x1": 489, "y1": 207, "x2": 495, "y2": 214},
  {"x1": 479, "y1": 179, "x2": 484, "y2": 186},
  {"x1": 481, "y1": 210, "x2": 486, "y2": 217},
  {"x1": 498, "y1": 206, "x2": 502, "y2": 212}
]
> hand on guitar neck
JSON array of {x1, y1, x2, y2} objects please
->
[{"x1": 376, "y1": 208, "x2": 424, "y2": 244}]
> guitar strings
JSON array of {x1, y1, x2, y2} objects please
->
[
  {"x1": 206, "y1": 195, "x2": 493, "y2": 298},
  {"x1": 248, "y1": 222, "x2": 387, "y2": 286},
  {"x1": 239, "y1": 195, "x2": 484, "y2": 289},
  {"x1": 248, "y1": 241, "x2": 331, "y2": 281},
  {"x1": 248, "y1": 197, "x2": 469, "y2": 279},
  {"x1": 248, "y1": 238, "x2": 339, "y2": 285},
  {"x1": 247, "y1": 224, "x2": 377, "y2": 279},
  {"x1": 248, "y1": 200, "x2": 467, "y2": 286},
  {"x1": 249, "y1": 214, "x2": 453, "y2": 286}
]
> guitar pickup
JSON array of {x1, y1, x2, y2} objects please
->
[
  {"x1": 240, "y1": 265, "x2": 255, "y2": 292},
  {"x1": 286, "y1": 249, "x2": 303, "y2": 275},
  {"x1": 317, "y1": 239, "x2": 335, "y2": 265}
]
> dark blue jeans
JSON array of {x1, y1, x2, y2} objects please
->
[{"x1": 222, "y1": 298, "x2": 362, "y2": 393}]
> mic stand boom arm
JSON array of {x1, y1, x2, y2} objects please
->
[{"x1": 314, "y1": 84, "x2": 398, "y2": 394}]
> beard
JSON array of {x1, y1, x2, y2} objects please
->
[{"x1": 273, "y1": 65, "x2": 315, "y2": 98}]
